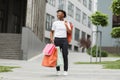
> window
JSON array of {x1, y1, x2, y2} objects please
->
[
  {"x1": 82, "y1": 31, "x2": 86, "y2": 39},
  {"x1": 47, "y1": 0, "x2": 55, "y2": 6},
  {"x1": 87, "y1": 35, "x2": 91, "y2": 39},
  {"x1": 0, "y1": 10, "x2": 4, "y2": 32},
  {"x1": 13, "y1": 15, "x2": 20, "y2": 33},
  {"x1": 82, "y1": 12, "x2": 87, "y2": 26},
  {"x1": 75, "y1": 28, "x2": 80, "y2": 41},
  {"x1": 78, "y1": 0, "x2": 81, "y2": 3},
  {"x1": 83, "y1": 0, "x2": 87, "y2": 7},
  {"x1": 58, "y1": 0, "x2": 65, "y2": 10},
  {"x1": 89, "y1": 0, "x2": 92, "y2": 11},
  {"x1": 46, "y1": 13, "x2": 54, "y2": 31},
  {"x1": 88, "y1": 17, "x2": 91, "y2": 28},
  {"x1": 113, "y1": 15, "x2": 120, "y2": 27},
  {"x1": 68, "y1": 1, "x2": 74, "y2": 17},
  {"x1": 76, "y1": 7, "x2": 81, "y2": 22}
]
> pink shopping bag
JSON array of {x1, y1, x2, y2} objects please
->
[{"x1": 43, "y1": 44, "x2": 56, "y2": 55}]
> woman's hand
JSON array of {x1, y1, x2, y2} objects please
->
[
  {"x1": 50, "y1": 38, "x2": 54, "y2": 43},
  {"x1": 64, "y1": 21, "x2": 68, "y2": 26}
]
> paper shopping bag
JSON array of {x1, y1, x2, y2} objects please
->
[
  {"x1": 56, "y1": 47, "x2": 63, "y2": 66},
  {"x1": 42, "y1": 48, "x2": 57, "y2": 67},
  {"x1": 43, "y1": 44, "x2": 55, "y2": 55}
]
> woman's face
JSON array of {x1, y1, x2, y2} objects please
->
[{"x1": 57, "y1": 12, "x2": 64, "y2": 20}]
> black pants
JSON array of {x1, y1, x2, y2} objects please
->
[{"x1": 54, "y1": 38, "x2": 68, "y2": 71}]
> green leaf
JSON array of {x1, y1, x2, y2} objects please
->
[{"x1": 90, "y1": 11, "x2": 108, "y2": 27}]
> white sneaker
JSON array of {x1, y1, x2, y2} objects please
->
[
  {"x1": 63, "y1": 71, "x2": 68, "y2": 76},
  {"x1": 56, "y1": 71, "x2": 61, "y2": 76}
]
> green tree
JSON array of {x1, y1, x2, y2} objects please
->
[
  {"x1": 111, "y1": 0, "x2": 120, "y2": 38},
  {"x1": 111, "y1": 27, "x2": 120, "y2": 38},
  {"x1": 111, "y1": 27, "x2": 120, "y2": 54},
  {"x1": 111, "y1": 0, "x2": 120, "y2": 16},
  {"x1": 111, "y1": 0, "x2": 120, "y2": 54},
  {"x1": 90, "y1": 11, "x2": 108, "y2": 62},
  {"x1": 91, "y1": 11, "x2": 108, "y2": 27}
]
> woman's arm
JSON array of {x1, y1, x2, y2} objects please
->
[{"x1": 50, "y1": 30, "x2": 54, "y2": 43}]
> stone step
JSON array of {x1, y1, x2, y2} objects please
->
[
  {"x1": 0, "y1": 33, "x2": 22, "y2": 60},
  {"x1": 0, "y1": 52, "x2": 22, "y2": 60},
  {"x1": 0, "y1": 56, "x2": 20, "y2": 60},
  {"x1": 0, "y1": 51, "x2": 22, "y2": 55},
  {"x1": 0, "y1": 53, "x2": 20, "y2": 56},
  {"x1": 0, "y1": 46, "x2": 21, "y2": 48},
  {"x1": 0, "y1": 51, "x2": 21, "y2": 54}
]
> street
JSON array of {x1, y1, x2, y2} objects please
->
[{"x1": 0, "y1": 52, "x2": 120, "y2": 80}]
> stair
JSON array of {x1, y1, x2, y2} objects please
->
[{"x1": 0, "y1": 33, "x2": 22, "y2": 60}]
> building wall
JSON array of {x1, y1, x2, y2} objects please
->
[
  {"x1": 26, "y1": 0, "x2": 46, "y2": 41},
  {"x1": 45, "y1": 0, "x2": 97, "y2": 51},
  {"x1": 97, "y1": 0, "x2": 116, "y2": 47},
  {"x1": 21, "y1": 0, "x2": 47, "y2": 60}
]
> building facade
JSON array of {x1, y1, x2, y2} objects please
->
[
  {"x1": 45, "y1": 0, "x2": 97, "y2": 51},
  {"x1": 98, "y1": 0, "x2": 120, "y2": 53},
  {"x1": 0, "y1": 0, "x2": 46, "y2": 60},
  {"x1": 0, "y1": 0, "x2": 98, "y2": 60}
]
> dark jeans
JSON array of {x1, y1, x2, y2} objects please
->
[{"x1": 54, "y1": 37, "x2": 68, "y2": 71}]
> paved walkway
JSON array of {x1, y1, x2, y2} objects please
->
[{"x1": 0, "y1": 52, "x2": 120, "y2": 80}]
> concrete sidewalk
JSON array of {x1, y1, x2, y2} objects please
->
[{"x1": 0, "y1": 52, "x2": 120, "y2": 80}]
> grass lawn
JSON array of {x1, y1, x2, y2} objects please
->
[
  {"x1": 0, "y1": 66, "x2": 20, "y2": 72},
  {"x1": 75, "y1": 60, "x2": 120, "y2": 69}
]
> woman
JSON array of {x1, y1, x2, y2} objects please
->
[{"x1": 50, "y1": 10, "x2": 72, "y2": 76}]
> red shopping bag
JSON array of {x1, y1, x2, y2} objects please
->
[
  {"x1": 67, "y1": 22, "x2": 73, "y2": 43},
  {"x1": 43, "y1": 44, "x2": 55, "y2": 55},
  {"x1": 42, "y1": 48, "x2": 57, "y2": 67}
]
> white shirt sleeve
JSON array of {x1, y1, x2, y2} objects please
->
[{"x1": 52, "y1": 22, "x2": 56, "y2": 31}]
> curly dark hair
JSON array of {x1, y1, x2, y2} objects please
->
[{"x1": 57, "y1": 10, "x2": 66, "y2": 18}]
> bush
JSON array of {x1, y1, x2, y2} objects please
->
[
  {"x1": 101, "y1": 51, "x2": 108, "y2": 57},
  {"x1": 87, "y1": 46, "x2": 108, "y2": 57},
  {"x1": 111, "y1": 27, "x2": 120, "y2": 38}
]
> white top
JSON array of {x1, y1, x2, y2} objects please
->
[{"x1": 52, "y1": 20, "x2": 71, "y2": 38}]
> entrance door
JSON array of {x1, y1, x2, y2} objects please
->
[
  {"x1": 0, "y1": 0, "x2": 8, "y2": 33},
  {"x1": 0, "y1": 0, "x2": 27, "y2": 33}
]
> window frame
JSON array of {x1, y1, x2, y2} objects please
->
[
  {"x1": 82, "y1": 31, "x2": 86, "y2": 39},
  {"x1": 82, "y1": 12, "x2": 87, "y2": 26},
  {"x1": 75, "y1": 7, "x2": 81, "y2": 22},
  {"x1": 88, "y1": 17, "x2": 91, "y2": 28},
  {"x1": 47, "y1": 0, "x2": 55, "y2": 6},
  {"x1": 68, "y1": 1, "x2": 74, "y2": 18},
  {"x1": 58, "y1": 0, "x2": 65, "y2": 10},
  {"x1": 89, "y1": 0, "x2": 92, "y2": 11},
  {"x1": 46, "y1": 13, "x2": 54, "y2": 31},
  {"x1": 74, "y1": 28, "x2": 80, "y2": 41},
  {"x1": 83, "y1": 0, "x2": 87, "y2": 7}
]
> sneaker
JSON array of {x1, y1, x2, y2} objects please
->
[
  {"x1": 63, "y1": 71, "x2": 68, "y2": 76},
  {"x1": 56, "y1": 71, "x2": 61, "y2": 76}
]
